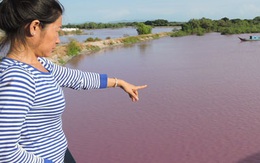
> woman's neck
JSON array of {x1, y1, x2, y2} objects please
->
[{"x1": 7, "y1": 49, "x2": 48, "y2": 73}]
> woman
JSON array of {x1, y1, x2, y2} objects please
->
[{"x1": 0, "y1": 0, "x2": 147, "y2": 162}]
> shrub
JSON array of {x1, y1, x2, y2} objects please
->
[
  {"x1": 136, "y1": 23, "x2": 152, "y2": 35},
  {"x1": 85, "y1": 37, "x2": 102, "y2": 42},
  {"x1": 85, "y1": 37, "x2": 94, "y2": 42},
  {"x1": 66, "y1": 39, "x2": 82, "y2": 56}
]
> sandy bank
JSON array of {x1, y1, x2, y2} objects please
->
[{"x1": 48, "y1": 32, "x2": 172, "y2": 65}]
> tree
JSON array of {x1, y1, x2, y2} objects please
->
[
  {"x1": 144, "y1": 20, "x2": 153, "y2": 26},
  {"x1": 144, "y1": 19, "x2": 169, "y2": 26},
  {"x1": 136, "y1": 23, "x2": 152, "y2": 35},
  {"x1": 253, "y1": 16, "x2": 260, "y2": 24},
  {"x1": 221, "y1": 17, "x2": 230, "y2": 22},
  {"x1": 153, "y1": 19, "x2": 169, "y2": 26},
  {"x1": 189, "y1": 19, "x2": 200, "y2": 28},
  {"x1": 200, "y1": 18, "x2": 213, "y2": 32}
]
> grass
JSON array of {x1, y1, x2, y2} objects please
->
[
  {"x1": 85, "y1": 44, "x2": 101, "y2": 51},
  {"x1": 122, "y1": 36, "x2": 141, "y2": 44}
]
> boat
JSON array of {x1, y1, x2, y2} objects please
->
[{"x1": 238, "y1": 36, "x2": 260, "y2": 41}]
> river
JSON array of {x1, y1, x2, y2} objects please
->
[{"x1": 62, "y1": 32, "x2": 260, "y2": 163}]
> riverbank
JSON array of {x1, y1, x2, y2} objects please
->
[{"x1": 48, "y1": 32, "x2": 172, "y2": 65}]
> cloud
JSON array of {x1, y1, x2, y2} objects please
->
[
  {"x1": 61, "y1": 0, "x2": 260, "y2": 24},
  {"x1": 239, "y1": 4, "x2": 260, "y2": 18},
  {"x1": 96, "y1": 9, "x2": 131, "y2": 22}
]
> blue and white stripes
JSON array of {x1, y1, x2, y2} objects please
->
[
  {"x1": 39, "y1": 58, "x2": 107, "y2": 90},
  {"x1": 0, "y1": 57, "x2": 107, "y2": 163}
]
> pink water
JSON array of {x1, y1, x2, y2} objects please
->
[{"x1": 62, "y1": 33, "x2": 260, "y2": 163}]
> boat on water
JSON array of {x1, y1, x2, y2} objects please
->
[{"x1": 238, "y1": 36, "x2": 260, "y2": 41}]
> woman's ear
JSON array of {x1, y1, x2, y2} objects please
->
[{"x1": 29, "y1": 20, "x2": 41, "y2": 36}]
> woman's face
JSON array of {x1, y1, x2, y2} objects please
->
[{"x1": 35, "y1": 16, "x2": 62, "y2": 57}]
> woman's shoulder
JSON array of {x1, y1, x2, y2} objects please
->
[
  {"x1": 38, "y1": 57, "x2": 55, "y2": 72},
  {"x1": 0, "y1": 58, "x2": 36, "y2": 95},
  {"x1": 0, "y1": 57, "x2": 35, "y2": 78}
]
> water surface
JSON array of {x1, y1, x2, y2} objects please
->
[{"x1": 63, "y1": 33, "x2": 260, "y2": 163}]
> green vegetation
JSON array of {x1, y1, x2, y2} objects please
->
[
  {"x1": 144, "y1": 19, "x2": 170, "y2": 26},
  {"x1": 63, "y1": 22, "x2": 126, "y2": 29},
  {"x1": 121, "y1": 34, "x2": 161, "y2": 45},
  {"x1": 62, "y1": 19, "x2": 182, "y2": 29},
  {"x1": 151, "y1": 34, "x2": 160, "y2": 39},
  {"x1": 59, "y1": 29, "x2": 83, "y2": 36},
  {"x1": 136, "y1": 23, "x2": 152, "y2": 35},
  {"x1": 85, "y1": 37, "x2": 102, "y2": 42},
  {"x1": 171, "y1": 16, "x2": 260, "y2": 37},
  {"x1": 58, "y1": 59, "x2": 66, "y2": 65},
  {"x1": 85, "y1": 44, "x2": 101, "y2": 51},
  {"x1": 122, "y1": 36, "x2": 141, "y2": 44},
  {"x1": 66, "y1": 39, "x2": 82, "y2": 56},
  {"x1": 62, "y1": 17, "x2": 260, "y2": 38}
]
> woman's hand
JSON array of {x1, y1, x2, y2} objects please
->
[
  {"x1": 119, "y1": 80, "x2": 147, "y2": 102},
  {"x1": 108, "y1": 78, "x2": 147, "y2": 102}
]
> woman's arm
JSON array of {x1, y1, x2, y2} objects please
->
[
  {"x1": 40, "y1": 58, "x2": 106, "y2": 90},
  {"x1": 40, "y1": 58, "x2": 147, "y2": 101},
  {"x1": 107, "y1": 78, "x2": 147, "y2": 102}
]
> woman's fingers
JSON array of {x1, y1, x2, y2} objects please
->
[
  {"x1": 136, "y1": 85, "x2": 148, "y2": 90},
  {"x1": 129, "y1": 85, "x2": 147, "y2": 102}
]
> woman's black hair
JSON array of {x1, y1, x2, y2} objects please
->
[{"x1": 0, "y1": 0, "x2": 64, "y2": 49}]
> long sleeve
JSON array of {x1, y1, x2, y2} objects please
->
[
  {"x1": 0, "y1": 66, "x2": 48, "y2": 163},
  {"x1": 40, "y1": 58, "x2": 108, "y2": 90}
]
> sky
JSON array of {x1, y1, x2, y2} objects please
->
[{"x1": 61, "y1": 0, "x2": 260, "y2": 24}]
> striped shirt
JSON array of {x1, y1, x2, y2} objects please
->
[{"x1": 0, "y1": 57, "x2": 107, "y2": 163}]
